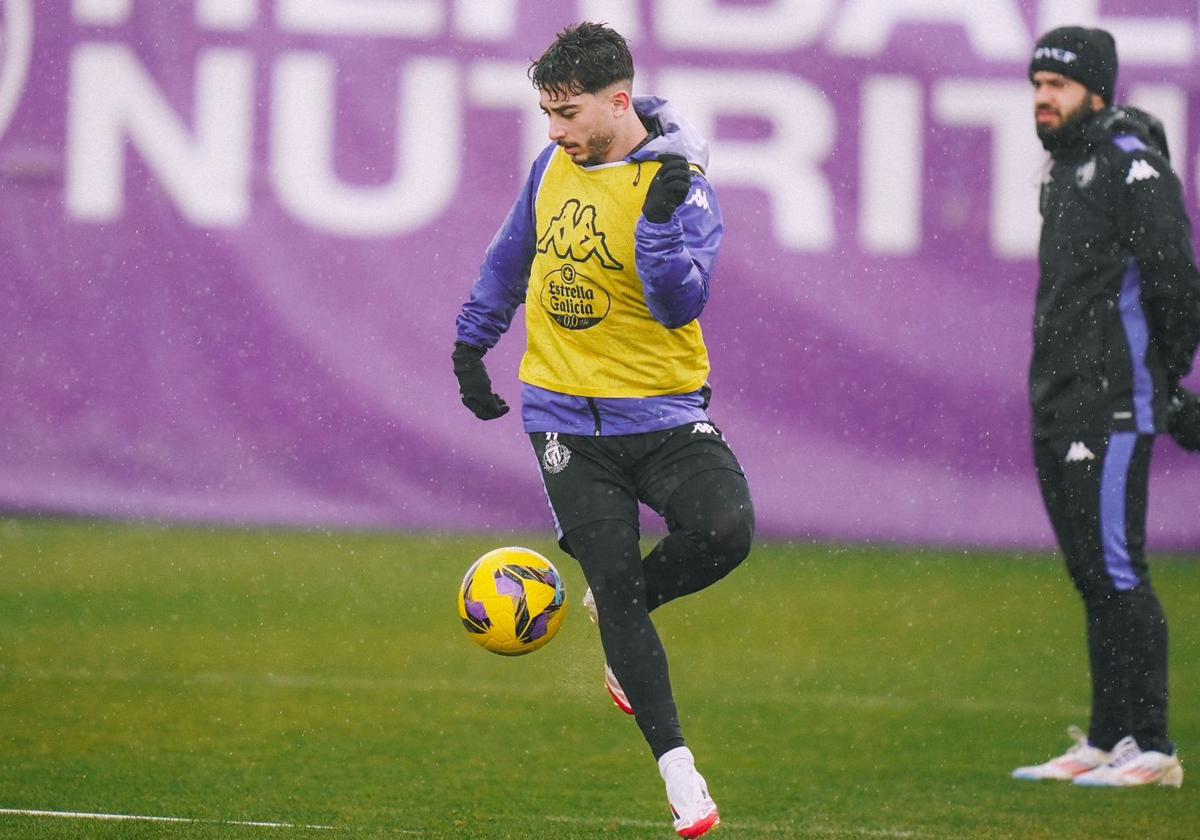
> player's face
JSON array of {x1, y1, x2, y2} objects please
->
[
  {"x1": 539, "y1": 87, "x2": 617, "y2": 167},
  {"x1": 1032, "y1": 71, "x2": 1097, "y2": 140}
]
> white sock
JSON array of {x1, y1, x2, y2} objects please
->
[
  {"x1": 658, "y1": 746, "x2": 695, "y2": 780},
  {"x1": 659, "y1": 746, "x2": 717, "y2": 824}
]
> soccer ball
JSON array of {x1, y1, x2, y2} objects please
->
[{"x1": 457, "y1": 546, "x2": 568, "y2": 655}]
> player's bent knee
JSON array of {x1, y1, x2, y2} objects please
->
[
  {"x1": 704, "y1": 506, "x2": 753, "y2": 561},
  {"x1": 712, "y1": 478, "x2": 755, "y2": 561},
  {"x1": 672, "y1": 469, "x2": 755, "y2": 566}
]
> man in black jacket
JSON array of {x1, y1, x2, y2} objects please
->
[{"x1": 1012, "y1": 26, "x2": 1200, "y2": 788}]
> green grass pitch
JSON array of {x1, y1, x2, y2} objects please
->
[{"x1": 0, "y1": 517, "x2": 1197, "y2": 838}]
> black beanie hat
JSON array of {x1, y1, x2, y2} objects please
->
[{"x1": 1029, "y1": 26, "x2": 1118, "y2": 104}]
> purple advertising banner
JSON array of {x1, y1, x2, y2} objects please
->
[{"x1": 1, "y1": 1, "x2": 1198, "y2": 548}]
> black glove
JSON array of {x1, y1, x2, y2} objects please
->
[
  {"x1": 642, "y1": 154, "x2": 692, "y2": 223},
  {"x1": 1167, "y1": 385, "x2": 1200, "y2": 452},
  {"x1": 452, "y1": 342, "x2": 509, "y2": 420}
]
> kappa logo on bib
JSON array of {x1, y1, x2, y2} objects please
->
[{"x1": 536, "y1": 198, "x2": 623, "y2": 270}]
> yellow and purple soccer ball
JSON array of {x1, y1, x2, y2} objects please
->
[{"x1": 457, "y1": 547, "x2": 567, "y2": 655}]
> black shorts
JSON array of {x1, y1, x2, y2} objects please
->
[{"x1": 529, "y1": 422, "x2": 745, "y2": 544}]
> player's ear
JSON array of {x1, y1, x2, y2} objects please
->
[{"x1": 609, "y1": 87, "x2": 632, "y2": 118}]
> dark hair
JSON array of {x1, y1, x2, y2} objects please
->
[{"x1": 528, "y1": 22, "x2": 634, "y2": 96}]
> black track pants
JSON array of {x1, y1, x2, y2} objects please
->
[{"x1": 1034, "y1": 432, "x2": 1170, "y2": 753}]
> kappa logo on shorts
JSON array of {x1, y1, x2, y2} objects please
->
[
  {"x1": 691, "y1": 422, "x2": 718, "y2": 436},
  {"x1": 542, "y1": 432, "x2": 572, "y2": 474},
  {"x1": 1065, "y1": 441, "x2": 1096, "y2": 463}
]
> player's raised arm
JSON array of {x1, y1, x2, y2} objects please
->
[{"x1": 634, "y1": 158, "x2": 722, "y2": 330}]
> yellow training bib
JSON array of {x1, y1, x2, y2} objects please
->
[{"x1": 519, "y1": 150, "x2": 709, "y2": 398}]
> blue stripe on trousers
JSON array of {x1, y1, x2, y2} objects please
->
[{"x1": 1100, "y1": 431, "x2": 1139, "y2": 591}]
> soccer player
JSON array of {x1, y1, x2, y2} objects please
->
[
  {"x1": 452, "y1": 22, "x2": 753, "y2": 837},
  {"x1": 1012, "y1": 26, "x2": 1200, "y2": 788}
]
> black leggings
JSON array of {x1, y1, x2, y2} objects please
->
[{"x1": 565, "y1": 469, "x2": 754, "y2": 758}]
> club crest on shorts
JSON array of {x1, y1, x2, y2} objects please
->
[{"x1": 542, "y1": 432, "x2": 571, "y2": 474}]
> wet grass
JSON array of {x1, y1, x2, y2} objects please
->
[{"x1": 0, "y1": 517, "x2": 1197, "y2": 838}]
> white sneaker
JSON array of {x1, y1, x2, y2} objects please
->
[
  {"x1": 659, "y1": 747, "x2": 720, "y2": 839},
  {"x1": 1012, "y1": 725, "x2": 1111, "y2": 780},
  {"x1": 1073, "y1": 736, "x2": 1184, "y2": 788},
  {"x1": 583, "y1": 588, "x2": 634, "y2": 715}
]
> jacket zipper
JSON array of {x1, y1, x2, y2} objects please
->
[{"x1": 587, "y1": 398, "x2": 603, "y2": 436}]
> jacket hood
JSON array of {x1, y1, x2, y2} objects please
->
[
  {"x1": 628, "y1": 96, "x2": 710, "y2": 172},
  {"x1": 1085, "y1": 105, "x2": 1171, "y2": 161}
]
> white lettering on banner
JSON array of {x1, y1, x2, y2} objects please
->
[
  {"x1": 932, "y1": 80, "x2": 1042, "y2": 259},
  {"x1": 72, "y1": 0, "x2": 639, "y2": 40},
  {"x1": 66, "y1": 44, "x2": 253, "y2": 226},
  {"x1": 68, "y1": 0, "x2": 1200, "y2": 63},
  {"x1": 1039, "y1": 0, "x2": 1194, "y2": 65},
  {"x1": 271, "y1": 54, "x2": 460, "y2": 237},
  {"x1": 657, "y1": 68, "x2": 835, "y2": 253},
  {"x1": 197, "y1": 0, "x2": 257, "y2": 30},
  {"x1": 660, "y1": 69, "x2": 835, "y2": 252},
  {"x1": 57, "y1": 1, "x2": 1199, "y2": 254},
  {"x1": 457, "y1": 0, "x2": 654, "y2": 42},
  {"x1": 829, "y1": 0, "x2": 1029, "y2": 60},
  {"x1": 277, "y1": 0, "x2": 442, "y2": 36},
  {"x1": 579, "y1": 0, "x2": 643, "y2": 42},
  {"x1": 329, "y1": 0, "x2": 639, "y2": 42},
  {"x1": 467, "y1": 61, "x2": 551, "y2": 171},
  {"x1": 656, "y1": 0, "x2": 834, "y2": 52},
  {"x1": 0, "y1": 0, "x2": 33, "y2": 143},
  {"x1": 274, "y1": 0, "x2": 639, "y2": 41},
  {"x1": 860, "y1": 76, "x2": 923, "y2": 254},
  {"x1": 72, "y1": 0, "x2": 131, "y2": 26},
  {"x1": 1127, "y1": 84, "x2": 1186, "y2": 177},
  {"x1": 1129, "y1": 85, "x2": 1200, "y2": 212},
  {"x1": 452, "y1": 0, "x2": 517, "y2": 41},
  {"x1": 76, "y1": 0, "x2": 260, "y2": 31}
]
